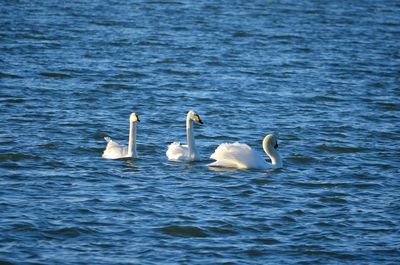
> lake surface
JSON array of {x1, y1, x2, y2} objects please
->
[{"x1": 1, "y1": 0, "x2": 400, "y2": 264}]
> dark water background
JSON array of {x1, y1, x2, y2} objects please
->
[{"x1": 1, "y1": 0, "x2": 400, "y2": 264}]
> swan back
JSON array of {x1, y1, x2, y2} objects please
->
[
  {"x1": 102, "y1": 137, "x2": 129, "y2": 159},
  {"x1": 209, "y1": 134, "x2": 283, "y2": 170},
  {"x1": 166, "y1": 142, "x2": 196, "y2": 161},
  {"x1": 209, "y1": 142, "x2": 269, "y2": 169}
]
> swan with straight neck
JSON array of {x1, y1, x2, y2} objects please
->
[
  {"x1": 102, "y1": 113, "x2": 140, "y2": 159},
  {"x1": 166, "y1": 110, "x2": 203, "y2": 161}
]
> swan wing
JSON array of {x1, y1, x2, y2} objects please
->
[
  {"x1": 209, "y1": 142, "x2": 268, "y2": 169},
  {"x1": 102, "y1": 137, "x2": 128, "y2": 159},
  {"x1": 166, "y1": 142, "x2": 191, "y2": 161}
]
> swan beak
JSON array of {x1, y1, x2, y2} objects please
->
[
  {"x1": 136, "y1": 114, "x2": 140, "y2": 122},
  {"x1": 194, "y1": 114, "x2": 203, "y2": 125},
  {"x1": 274, "y1": 143, "x2": 279, "y2": 149}
]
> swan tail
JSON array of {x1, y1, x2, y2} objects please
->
[{"x1": 104, "y1": 136, "x2": 112, "y2": 143}]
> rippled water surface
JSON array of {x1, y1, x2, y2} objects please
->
[{"x1": 1, "y1": 0, "x2": 400, "y2": 264}]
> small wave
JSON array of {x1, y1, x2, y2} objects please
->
[
  {"x1": 77, "y1": 208, "x2": 96, "y2": 214},
  {"x1": 172, "y1": 26, "x2": 188, "y2": 32},
  {"x1": 292, "y1": 209, "x2": 305, "y2": 215},
  {"x1": 205, "y1": 60, "x2": 224, "y2": 66},
  {"x1": 289, "y1": 155, "x2": 316, "y2": 164},
  {"x1": 302, "y1": 250, "x2": 358, "y2": 260},
  {"x1": 319, "y1": 197, "x2": 348, "y2": 204},
  {"x1": 158, "y1": 225, "x2": 208, "y2": 238},
  {"x1": 0, "y1": 98, "x2": 25, "y2": 103},
  {"x1": 45, "y1": 227, "x2": 96, "y2": 237},
  {"x1": 0, "y1": 72, "x2": 23, "y2": 79},
  {"x1": 251, "y1": 178, "x2": 272, "y2": 185},
  {"x1": 353, "y1": 183, "x2": 382, "y2": 189},
  {"x1": 289, "y1": 181, "x2": 377, "y2": 190},
  {"x1": 0, "y1": 153, "x2": 41, "y2": 162},
  {"x1": 314, "y1": 221, "x2": 333, "y2": 227},
  {"x1": 44, "y1": 160, "x2": 67, "y2": 168},
  {"x1": 0, "y1": 260, "x2": 13, "y2": 265},
  {"x1": 315, "y1": 144, "x2": 365, "y2": 153},
  {"x1": 145, "y1": 1, "x2": 183, "y2": 5},
  {"x1": 207, "y1": 226, "x2": 238, "y2": 235},
  {"x1": 75, "y1": 145, "x2": 102, "y2": 156},
  {"x1": 162, "y1": 69, "x2": 201, "y2": 76},
  {"x1": 254, "y1": 238, "x2": 281, "y2": 245},
  {"x1": 39, "y1": 72, "x2": 72, "y2": 79},
  {"x1": 37, "y1": 142, "x2": 57, "y2": 149},
  {"x1": 246, "y1": 249, "x2": 264, "y2": 257},
  {"x1": 289, "y1": 181, "x2": 344, "y2": 188},
  {"x1": 90, "y1": 242, "x2": 115, "y2": 249},
  {"x1": 113, "y1": 71, "x2": 147, "y2": 78},
  {"x1": 270, "y1": 34, "x2": 303, "y2": 40},
  {"x1": 12, "y1": 222, "x2": 37, "y2": 232},
  {"x1": 233, "y1": 31, "x2": 251, "y2": 38},
  {"x1": 310, "y1": 95, "x2": 346, "y2": 102},
  {"x1": 377, "y1": 102, "x2": 399, "y2": 111},
  {"x1": 102, "y1": 83, "x2": 134, "y2": 90},
  {"x1": 113, "y1": 184, "x2": 131, "y2": 189}
]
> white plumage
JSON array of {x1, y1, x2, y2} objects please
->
[
  {"x1": 209, "y1": 142, "x2": 269, "y2": 169},
  {"x1": 102, "y1": 113, "x2": 139, "y2": 160},
  {"x1": 102, "y1": 137, "x2": 130, "y2": 159},
  {"x1": 166, "y1": 110, "x2": 203, "y2": 162},
  {"x1": 166, "y1": 142, "x2": 192, "y2": 161},
  {"x1": 209, "y1": 134, "x2": 283, "y2": 170}
]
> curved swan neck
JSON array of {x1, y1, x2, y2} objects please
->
[
  {"x1": 263, "y1": 137, "x2": 282, "y2": 168},
  {"x1": 186, "y1": 114, "x2": 197, "y2": 156},
  {"x1": 127, "y1": 121, "x2": 137, "y2": 157}
]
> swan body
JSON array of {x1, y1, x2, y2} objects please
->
[
  {"x1": 166, "y1": 110, "x2": 203, "y2": 162},
  {"x1": 102, "y1": 113, "x2": 140, "y2": 159},
  {"x1": 209, "y1": 134, "x2": 282, "y2": 169}
]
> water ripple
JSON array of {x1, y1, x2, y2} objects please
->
[{"x1": 0, "y1": 0, "x2": 399, "y2": 264}]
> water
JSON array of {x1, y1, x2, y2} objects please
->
[{"x1": 1, "y1": 0, "x2": 400, "y2": 264}]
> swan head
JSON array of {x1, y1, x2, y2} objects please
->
[
  {"x1": 130, "y1": 113, "x2": 140, "y2": 123},
  {"x1": 263, "y1": 134, "x2": 282, "y2": 168},
  {"x1": 187, "y1": 110, "x2": 203, "y2": 124},
  {"x1": 263, "y1": 134, "x2": 279, "y2": 150}
]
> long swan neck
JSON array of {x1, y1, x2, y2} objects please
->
[
  {"x1": 186, "y1": 115, "x2": 196, "y2": 154},
  {"x1": 127, "y1": 121, "x2": 137, "y2": 157},
  {"x1": 263, "y1": 137, "x2": 282, "y2": 168}
]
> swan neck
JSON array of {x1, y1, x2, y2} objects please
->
[
  {"x1": 186, "y1": 116, "x2": 197, "y2": 156},
  {"x1": 127, "y1": 121, "x2": 137, "y2": 157},
  {"x1": 263, "y1": 138, "x2": 282, "y2": 168}
]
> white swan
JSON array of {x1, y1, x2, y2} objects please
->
[
  {"x1": 166, "y1": 110, "x2": 203, "y2": 161},
  {"x1": 102, "y1": 113, "x2": 140, "y2": 159},
  {"x1": 208, "y1": 134, "x2": 283, "y2": 169}
]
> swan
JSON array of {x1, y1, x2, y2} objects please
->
[
  {"x1": 166, "y1": 110, "x2": 203, "y2": 161},
  {"x1": 208, "y1": 134, "x2": 283, "y2": 169},
  {"x1": 102, "y1": 113, "x2": 140, "y2": 159}
]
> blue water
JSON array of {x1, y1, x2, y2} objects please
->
[{"x1": 1, "y1": 0, "x2": 400, "y2": 264}]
